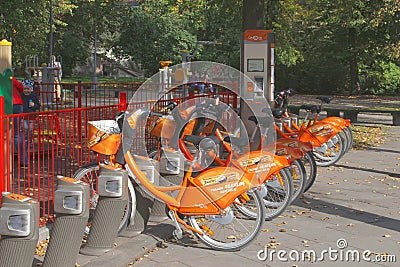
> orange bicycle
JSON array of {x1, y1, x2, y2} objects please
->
[
  {"x1": 275, "y1": 89, "x2": 353, "y2": 159},
  {"x1": 123, "y1": 107, "x2": 267, "y2": 251},
  {"x1": 147, "y1": 97, "x2": 295, "y2": 221}
]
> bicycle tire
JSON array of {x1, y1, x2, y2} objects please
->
[
  {"x1": 262, "y1": 167, "x2": 294, "y2": 220},
  {"x1": 313, "y1": 133, "x2": 345, "y2": 167},
  {"x1": 344, "y1": 126, "x2": 353, "y2": 153},
  {"x1": 302, "y1": 151, "x2": 317, "y2": 192},
  {"x1": 73, "y1": 163, "x2": 134, "y2": 234},
  {"x1": 338, "y1": 130, "x2": 349, "y2": 155},
  {"x1": 289, "y1": 159, "x2": 307, "y2": 203},
  {"x1": 187, "y1": 188, "x2": 265, "y2": 251}
]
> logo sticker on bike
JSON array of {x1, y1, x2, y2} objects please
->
[
  {"x1": 286, "y1": 141, "x2": 299, "y2": 148},
  {"x1": 201, "y1": 172, "x2": 239, "y2": 186},
  {"x1": 240, "y1": 157, "x2": 261, "y2": 167},
  {"x1": 247, "y1": 162, "x2": 276, "y2": 173},
  {"x1": 87, "y1": 130, "x2": 108, "y2": 147},
  {"x1": 276, "y1": 148, "x2": 288, "y2": 156}
]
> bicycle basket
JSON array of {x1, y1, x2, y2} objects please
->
[{"x1": 87, "y1": 120, "x2": 121, "y2": 155}]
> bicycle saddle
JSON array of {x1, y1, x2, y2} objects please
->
[
  {"x1": 270, "y1": 108, "x2": 285, "y2": 118},
  {"x1": 223, "y1": 136, "x2": 248, "y2": 148},
  {"x1": 248, "y1": 115, "x2": 273, "y2": 127},
  {"x1": 300, "y1": 104, "x2": 321, "y2": 113},
  {"x1": 316, "y1": 96, "x2": 333, "y2": 104}
]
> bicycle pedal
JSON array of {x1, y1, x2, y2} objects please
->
[
  {"x1": 168, "y1": 210, "x2": 183, "y2": 240},
  {"x1": 172, "y1": 229, "x2": 183, "y2": 240}
]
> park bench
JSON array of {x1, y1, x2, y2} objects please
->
[{"x1": 288, "y1": 105, "x2": 400, "y2": 126}]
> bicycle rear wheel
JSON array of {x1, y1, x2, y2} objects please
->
[
  {"x1": 73, "y1": 163, "x2": 134, "y2": 234},
  {"x1": 187, "y1": 188, "x2": 265, "y2": 251}
]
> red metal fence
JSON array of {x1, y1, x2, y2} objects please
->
[{"x1": 1, "y1": 81, "x2": 238, "y2": 225}]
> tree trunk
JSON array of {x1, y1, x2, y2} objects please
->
[{"x1": 348, "y1": 27, "x2": 359, "y2": 95}]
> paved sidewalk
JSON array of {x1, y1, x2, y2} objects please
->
[
  {"x1": 290, "y1": 94, "x2": 400, "y2": 110},
  {"x1": 119, "y1": 126, "x2": 399, "y2": 267}
]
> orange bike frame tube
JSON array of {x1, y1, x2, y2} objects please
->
[
  {"x1": 125, "y1": 151, "x2": 224, "y2": 215},
  {"x1": 291, "y1": 120, "x2": 301, "y2": 131},
  {"x1": 125, "y1": 151, "x2": 180, "y2": 206}
]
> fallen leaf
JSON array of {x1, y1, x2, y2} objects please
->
[
  {"x1": 383, "y1": 234, "x2": 391, "y2": 238},
  {"x1": 347, "y1": 223, "x2": 355, "y2": 227},
  {"x1": 279, "y1": 229, "x2": 287, "y2": 232}
]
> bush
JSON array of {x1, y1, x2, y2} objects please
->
[{"x1": 361, "y1": 61, "x2": 400, "y2": 95}]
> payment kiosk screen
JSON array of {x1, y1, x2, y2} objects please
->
[{"x1": 247, "y1": 59, "x2": 264, "y2": 72}]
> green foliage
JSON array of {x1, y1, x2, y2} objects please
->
[
  {"x1": 360, "y1": 61, "x2": 400, "y2": 95},
  {"x1": 1, "y1": 0, "x2": 399, "y2": 95}
]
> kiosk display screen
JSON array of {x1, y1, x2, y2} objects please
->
[{"x1": 247, "y1": 59, "x2": 264, "y2": 72}]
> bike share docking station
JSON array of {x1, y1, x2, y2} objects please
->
[
  {"x1": 80, "y1": 165, "x2": 128, "y2": 256},
  {"x1": 121, "y1": 155, "x2": 160, "y2": 236},
  {"x1": 121, "y1": 62, "x2": 185, "y2": 236},
  {"x1": 42, "y1": 177, "x2": 89, "y2": 267},
  {"x1": 0, "y1": 193, "x2": 39, "y2": 267},
  {"x1": 240, "y1": 30, "x2": 275, "y2": 148}
]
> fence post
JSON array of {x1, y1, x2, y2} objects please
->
[
  {"x1": 77, "y1": 81, "x2": 83, "y2": 164},
  {"x1": 77, "y1": 81, "x2": 82, "y2": 109},
  {"x1": 0, "y1": 96, "x2": 4, "y2": 205},
  {"x1": 119, "y1": 92, "x2": 127, "y2": 111}
]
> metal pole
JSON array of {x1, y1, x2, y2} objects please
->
[
  {"x1": 49, "y1": 0, "x2": 53, "y2": 66},
  {"x1": 93, "y1": 0, "x2": 98, "y2": 85}
]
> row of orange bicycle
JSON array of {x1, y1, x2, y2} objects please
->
[{"x1": 74, "y1": 86, "x2": 353, "y2": 251}]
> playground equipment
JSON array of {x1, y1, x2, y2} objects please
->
[
  {"x1": 0, "y1": 40, "x2": 13, "y2": 115},
  {"x1": 0, "y1": 39, "x2": 12, "y2": 74},
  {"x1": 25, "y1": 55, "x2": 62, "y2": 102}
]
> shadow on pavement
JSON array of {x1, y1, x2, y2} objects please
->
[
  {"x1": 295, "y1": 196, "x2": 400, "y2": 232},
  {"x1": 365, "y1": 147, "x2": 400, "y2": 154},
  {"x1": 334, "y1": 164, "x2": 400, "y2": 179}
]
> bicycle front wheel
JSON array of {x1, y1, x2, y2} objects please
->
[
  {"x1": 302, "y1": 151, "x2": 317, "y2": 192},
  {"x1": 313, "y1": 133, "x2": 345, "y2": 166},
  {"x1": 289, "y1": 159, "x2": 307, "y2": 203},
  {"x1": 262, "y1": 167, "x2": 293, "y2": 220},
  {"x1": 187, "y1": 188, "x2": 265, "y2": 251}
]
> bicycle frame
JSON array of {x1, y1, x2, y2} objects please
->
[{"x1": 125, "y1": 109, "x2": 263, "y2": 218}]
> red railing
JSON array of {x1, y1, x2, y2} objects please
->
[
  {"x1": 1, "y1": 82, "x2": 238, "y2": 225},
  {"x1": 0, "y1": 97, "x2": 125, "y2": 225}
]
